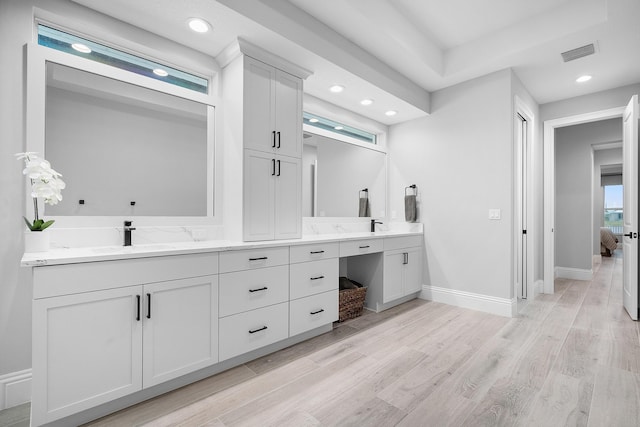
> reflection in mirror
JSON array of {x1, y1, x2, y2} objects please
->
[
  {"x1": 303, "y1": 132, "x2": 385, "y2": 217},
  {"x1": 45, "y1": 62, "x2": 210, "y2": 217}
]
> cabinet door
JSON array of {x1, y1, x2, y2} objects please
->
[
  {"x1": 143, "y1": 276, "x2": 219, "y2": 387},
  {"x1": 383, "y1": 251, "x2": 405, "y2": 303},
  {"x1": 274, "y1": 69, "x2": 303, "y2": 158},
  {"x1": 244, "y1": 149, "x2": 275, "y2": 241},
  {"x1": 404, "y1": 247, "x2": 423, "y2": 295},
  {"x1": 244, "y1": 57, "x2": 276, "y2": 153},
  {"x1": 32, "y1": 286, "x2": 143, "y2": 425},
  {"x1": 274, "y1": 155, "x2": 302, "y2": 239}
]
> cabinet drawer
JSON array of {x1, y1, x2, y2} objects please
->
[
  {"x1": 33, "y1": 253, "x2": 219, "y2": 299},
  {"x1": 219, "y1": 246, "x2": 289, "y2": 273},
  {"x1": 289, "y1": 242, "x2": 339, "y2": 264},
  {"x1": 218, "y1": 303, "x2": 289, "y2": 361},
  {"x1": 219, "y1": 266, "x2": 289, "y2": 317},
  {"x1": 290, "y1": 259, "x2": 338, "y2": 300},
  {"x1": 339, "y1": 239, "x2": 383, "y2": 257},
  {"x1": 290, "y1": 290, "x2": 338, "y2": 336},
  {"x1": 384, "y1": 235, "x2": 423, "y2": 251}
]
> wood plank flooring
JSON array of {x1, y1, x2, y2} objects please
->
[{"x1": 2, "y1": 252, "x2": 639, "y2": 427}]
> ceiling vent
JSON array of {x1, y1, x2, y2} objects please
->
[{"x1": 561, "y1": 43, "x2": 596, "y2": 62}]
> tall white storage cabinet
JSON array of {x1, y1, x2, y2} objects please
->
[{"x1": 221, "y1": 40, "x2": 311, "y2": 242}]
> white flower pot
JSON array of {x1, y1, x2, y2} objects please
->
[{"x1": 24, "y1": 230, "x2": 50, "y2": 253}]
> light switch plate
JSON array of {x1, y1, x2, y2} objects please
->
[{"x1": 489, "y1": 209, "x2": 501, "y2": 220}]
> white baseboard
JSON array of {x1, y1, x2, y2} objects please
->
[
  {"x1": 593, "y1": 254, "x2": 602, "y2": 265},
  {"x1": 419, "y1": 285, "x2": 515, "y2": 317},
  {"x1": 555, "y1": 266, "x2": 593, "y2": 281},
  {"x1": 0, "y1": 369, "x2": 31, "y2": 410}
]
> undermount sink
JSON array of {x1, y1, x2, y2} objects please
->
[{"x1": 91, "y1": 244, "x2": 174, "y2": 254}]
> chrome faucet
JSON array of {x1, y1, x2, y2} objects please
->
[
  {"x1": 370, "y1": 219, "x2": 383, "y2": 232},
  {"x1": 123, "y1": 220, "x2": 136, "y2": 246}
]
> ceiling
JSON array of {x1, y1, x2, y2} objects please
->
[{"x1": 71, "y1": 0, "x2": 640, "y2": 126}]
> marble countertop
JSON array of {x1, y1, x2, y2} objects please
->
[{"x1": 21, "y1": 230, "x2": 423, "y2": 267}]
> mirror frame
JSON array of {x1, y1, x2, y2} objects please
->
[{"x1": 25, "y1": 43, "x2": 221, "y2": 227}]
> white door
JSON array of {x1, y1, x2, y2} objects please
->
[
  {"x1": 31, "y1": 286, "x2": 143, "y2": 425},
  {"x1": 244, "y1": 57, "x2": 276, "y2": 154},
  {"x1": 623, "y1": 95, "x2": 639, "y2": 320},
  {"x1": 516, "y1": 113, "x2": 528, "y2": 300},
  {"x1": 244, "y1": 149, "x2": 275, "y2": 241},
  {"x1": 275, "y1": 69, "x2": 303, "y2": 158},
  {"x1": 143, "y1": 276, "x2": 219, "y2": 387},
  {"x1": 274, "y1": 155, "x2": 302, "y2": 239},
  {"x1": 404, "y1": 248, "x2": 423, "y2": 295},
  {"x1": 382, "y1": 250, "x2": 405, "y2": 303}
]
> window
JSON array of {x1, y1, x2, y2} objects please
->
[
  {"x1": 303, "y1": 112, "x2": 377, "y2": 145},
  {"x1": 37, "y1": 25, "x2": 208, "y2": 94},
  {"x1": 604, "y1": 184, "x2": 623, "y2": 234}
]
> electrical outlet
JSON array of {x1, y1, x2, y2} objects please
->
[{"x1": 489, "y1": 209, "x2": 501, "y2": 220}]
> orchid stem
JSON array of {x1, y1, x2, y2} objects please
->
[{"x1": 31, "y1": 179, "x2": 39, "y2": 222}]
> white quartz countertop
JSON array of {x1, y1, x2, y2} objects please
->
[{"x1": 21, "y1": 230, "x2": 423, "y2": 267}]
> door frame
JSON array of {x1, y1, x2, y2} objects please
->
[
  {"x1": 543, "y1": 106, "x2": 625, "y2": 293},
  {"x1": 514, "y1": 96, "x2": 535, "y2": 304}
]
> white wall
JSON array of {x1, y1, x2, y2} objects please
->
[
  {"x1": 555, "y1": 118, "x2": 622, "y2": 270},
  {"x1": 388, "y1": 70, "x2": 514, "y2": 300},
  {"x1": 541, "y1": 83, "x2": 640, "y2": 122},
  {"x1": 0, "y1": 0, "x2": 38, "y2": 383}
]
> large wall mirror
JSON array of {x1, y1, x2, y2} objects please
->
[
  {"x1": 45, "y1": 63, "x2": 210, "y2": 216},
  {"x1": 303, "y1": 132, "x2": 386, "y2": 217},
  {"x1": 27, "y1": 44, "x2": 217, "y2": 222}
]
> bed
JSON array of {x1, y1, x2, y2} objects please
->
[{"x1": 600, "y1": 227, "x2": 619, "y2": 257}]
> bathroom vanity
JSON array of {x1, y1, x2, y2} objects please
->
[{"x1": 23, "y1": 229, "x2": 423, "y2": 426}]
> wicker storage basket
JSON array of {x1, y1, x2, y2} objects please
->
[{"x1": 338, "y1": 286, "x2": 367, "y2": 322}]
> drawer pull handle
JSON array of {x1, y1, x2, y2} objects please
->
[
  {"x1": 249, "y1": 326, "x2": 268, "y2": 334},
  {"x1": 310, "y1": 276, "x2": 325, "y2": 281},
  {"x1": 359, "y1": 245, "x2": 370, "y2": 249},
  {"x1": 136, "y1": 295, "x2": 141, "y2": 321},
  {"x1": 310, "y1": 250, "x2": 325, "y2": 254},
  {"x1": 249, "y1": 256, "x2": 268, "y2": 261},
  {"x1": 147, "y1": 293, "x2": 151, "y2": 319},
  {"x1": 310, "y1": 309, "x2": 325, "y2": 315},
  {"x1": 249, "y1": 286, "x2": 268, "y2": 293}
]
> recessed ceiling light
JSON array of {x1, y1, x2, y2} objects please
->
[
  {"x1": 329, "y1": 85, "x2": 344, "y2": 93},
  {"x1": 153, "y1": 68, "x2": 169, "y2": 77},
  {"x1": 576, "y1": 75, "x2": 592, "y2": 83},
  {"x1": 309, "y1": 118, "x2": 319, "y2": 123},
  {"x1": 334, "y1": 126, "x2": 344, "y2": 130},
  {"x1": 71, "y1": 43, "x2": 91, "y2": 53},
  {"x1": 360, "y1": 99, "x2": 374, "y2": 106},
  {"x1": 385, "y1": 110, "x2": 397, "y2": 116},
  {"x1": 187, "y1": 18, "x2": 211, "y2": 33}
]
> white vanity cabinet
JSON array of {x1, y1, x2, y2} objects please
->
[
  {"x1": 30, "y1": 254, "x2": 219, "y2": 426},
  {"x1": 382, "y1": 236, "x2": 423, "y2": 303},
  {"x1": 243, "y1": 149, "x2": 302, "y2": 241},
  {"x1": 243, "y1": 56, "x2": 303, "y2": 158},
  {"x1": 289, "y1": 243, "x2": 339, "y2": 336}
]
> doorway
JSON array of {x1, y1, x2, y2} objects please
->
[
  {"x1": 514, "y1": 96, "x2": 535, "y2": 309},
  {"x1": 543, "y1": 106, "x2": 627, "y2": 295}
]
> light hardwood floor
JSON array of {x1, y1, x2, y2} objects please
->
[{"x1": 2, "y1": 252, "x2": 639, "y2": 427}]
